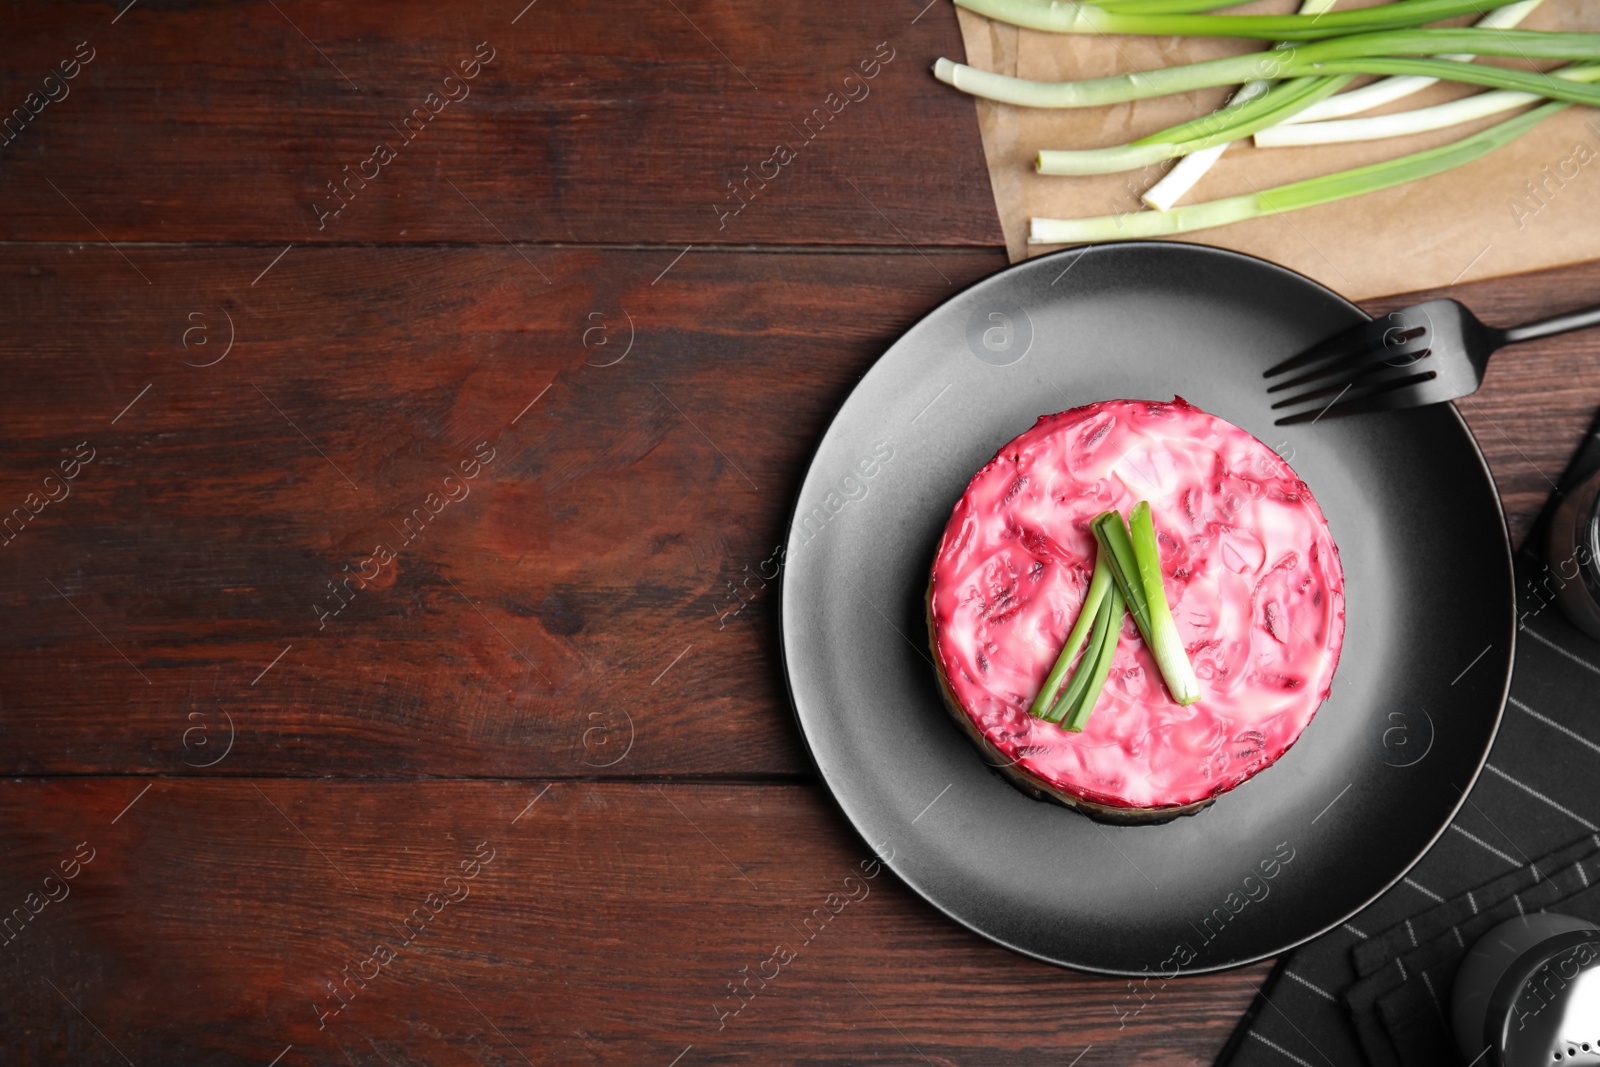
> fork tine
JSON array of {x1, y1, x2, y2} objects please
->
[
  {"x1": 1273, "y1": 371, "x2": 1438, "y2": 425},
  {"x1": 1266, "y1": 339, "x2": 1430, "y2": 394},
  {"x1": 1263, "y1": 321, "x2": 1388, "y2": 378},
  {"x1": 1269, "y1": 352, "x2": 1432, "y2": 410}
]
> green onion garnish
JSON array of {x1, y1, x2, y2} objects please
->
[
  {"x1": 1090, "y1": 510, "x2": 1152, "y2": 637},
  {"x1": 1129, "y1": 502, "x2": 1202, "y2": 706},
  {"x1": 1060, "y1": 585, "x2": 1126, "y2": 732},
  {"x1": 1028, "y1": 552, "x2": 1112, "y2": 720},
  {"x1": 1043, "y1": 582, "x2": 1115, "y2": 724},
  {"x1": 1029, "y1": 504, "x2": 1202, "y2": 730},
  {"x1": 1093, "y1": 507, "x2": 1202, "y2": 707}
]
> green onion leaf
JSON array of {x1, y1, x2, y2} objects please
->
[
  {"x1": 1038, "y1": 506, "x2": 1199, "y2": 725},
  {"x1": 1141, "y1": 0, "x2": 1542, "y2": 210},
  {"x1": 1062, "y1": 585, "x2": 1127, "y2": 732},
  {"x1": 1277, "y1": 0, "x2": 1545, "y2": 126},
  {"x1": 1128, "y1": 502, "x2": 1202, "y2": 706},
  {"x1": 1038, "y1": 75, "x2": 1353, "y2": 176},
  {"x1": 935, "y1": 29, "x2": 1600, "y2": 110},
  {"x1": 1043, "y1": 582, "x2": 1116, "y2": 723},
  {"x1": 1090, "y1": 510, "x2": 1152, "y2": 637},
  {"x1": 1028, "y1": 552, "x2": 1113, "y2": 719},
  {"x1": 1132, "y1": 75, "x2": 1337, "y2": 148},
  {"x1": 1091, "y1": 0, "x2": 1289, "y2": 11},
  {"x1": 1305, "y1": 56, "x2": 1600, "y2": 106},
  {"x1": 955, "y1": 0, "x2": 1536, "y2": 40},
  {"x1": 1031, "y1": 100, "x2": 1567, "y2": 244}
]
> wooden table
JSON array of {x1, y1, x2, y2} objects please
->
[{"x1": 2, "y1": 3, "x2": 1597, "y2": 1064}]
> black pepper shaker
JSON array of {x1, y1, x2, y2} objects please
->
[
  {"x1": 1546, "y1": 468, "x2": 1600, "y2": 640},
  {"x1": 1452, "y1": 913, "x2": 1600, "y2": 1066},
  {"x1": 1541, "y1": 407, "x2": 1600, "y2": 641}
]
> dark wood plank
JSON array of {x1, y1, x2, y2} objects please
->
[
  {"x1": 3, "y1": 245, "x2": 1595, "y2": 779},
  {"x1": 3, "y1": 0, "x2": 1596, "y2": 1059},
  {"x1": 0, "y1": 246, "x2": 1003, "y2": 777},
  {"x1": 0, "y1": 778, "x2": 1266, "y2": 1065},
  {"x1": 0, "y1": 0, "x2": 1000, "y2": 247}
]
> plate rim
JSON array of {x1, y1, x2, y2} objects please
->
[{"x1": 777, "y1": 240, "x2": 1517, "y2": 975}]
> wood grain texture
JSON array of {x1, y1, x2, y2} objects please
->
[
  {"x1": 2, "y1": 244, "x2": 1596, "y2": 781},
  {"x1": 0, "y1": 0, "x2": 1000, "y2": 246},
  {"x1": 0, "y1": 245, "x2": 1001, "y2": 777},
  {"x1": 0, "y1": 778, "x2": 1269, "y2": 1066},
  {"x1": 4, "y1": 1, "x2": 1600, "y2": 1061}
]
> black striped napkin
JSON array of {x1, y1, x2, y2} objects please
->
[{"x1": 1218, "y1": 413, "x2": 1600, "y2": 1067}]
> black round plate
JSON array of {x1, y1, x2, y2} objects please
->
[{"x1": 779, "y1": 243, "x2": 1514, "y2": 975}]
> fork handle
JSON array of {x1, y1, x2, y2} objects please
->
[{"x1": 1502, "y1": 302, "x2": 1600, "y2": 345}]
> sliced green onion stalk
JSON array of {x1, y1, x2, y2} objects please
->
[
  {"x1": 933, "y1": 30, "x2": 1600, "y2": 110},
  {"x1": 1142, "y1": 0, "x2": 1337, "y2": 211},
  {"x1": 1045, "y1": 584, "x2": 1120, "y2": 725},
  {"x1": 954, "y1": 0, "x2": 1533, "y2": 40},
  {"x1": 1090, "y1": 511, "x2": 1151, "y2": 638},
  {"x1": 1030, "y1": 99, "x2": 1566, "y2": 244},
  {"x1": 1029, "y1": 553, "x2": 1112, "y2": 719},
  {"x1": 1128, "y1": 502, "x2": 1201, "y2": 706},
  {"x1": 1042, "y1": 591, "x2": 1109, "y2": 723},
  {"x1": 1255, "y1": 62, "x2": 1600, "y2": 147},
  {"x1": 1281, "y1": 0, "x2": 1544, "y2": 126},
  {"x1": 1059, "y1": 586, "x2": 1127, "y2": 732},
  {"x1": 1038, "y1": 75, "x2": 1353, "y2": 175}
]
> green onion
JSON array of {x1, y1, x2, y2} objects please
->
[
  {"x1": 933, "y1": 29, "x2": 1600, "y2": 109},
  {"x1": 1035, "y1": 505, "x2": 1199, "y2": 725},
  {"x1": 1303, "y1": 57, "x2": 1600, "y2": 106},
  {"x1": 1093, "y1": 508, "x2": 1200, "y2": 708},
  {"x1": 1279, "y1": 0, "x2": 1544, "y2": 126},
  {"x1": 1029, "y1": 100, "x2": 1566, "y2": 244},
  {"x1": 1142, "y1": 0, "x2": 1541, "y2": 209},
  {"x1": 953, "y1": 0, "x2": 1533, "y2": 40},
  {"x1": 1090, "y1": 0, "x2": 1279, "y2": 11},
  {"x1": 1090, "y1": 511, "x2": 1152, "y2": 638},
  {"x1": 1255, "y1": 64, "x2": 1600, "y2": 147},
  {"x1": 1143, "y1": 140, "x2": 1234, "y2": 211},
  {"x1": 1044, "y1": 583, "x2": 1117, "y2": 723},
  {"x1": 1257, "y1": 90, "x2": 1537, "y2": 146},
  {"x1": 1138, "y1": 75, "x2": 1336, "y2": 148},
  {"x1": 1038, "y1": 75, "x2": 1353, "y2": 175},
  {"x1": 1028, "y1": 552, "x2": 1112, "y2": 719},
  {"x1": 1141, "y1": 0, "x2": 1339, "y2": 210},
  {"x1": 1128, "y1": 502, "x2": 1201, "y2": 706},
  {"x1": 1040, "y1": 54, "x2": 1600, "y2": 174},
  {"x1": 1059, "y1": 585, "x2": 1127, "y2": 732}
]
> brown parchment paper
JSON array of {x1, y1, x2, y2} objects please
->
[{"x1": 955, "y1": 1, "x2": 1600, "y2": 299}]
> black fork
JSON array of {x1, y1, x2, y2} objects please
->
[{"x1": 1264, "y1": 298, "x2": 1600, "y2": 426}]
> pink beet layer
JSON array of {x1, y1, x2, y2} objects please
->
[{"x1": 928, "y1": 398, "x2": 1346, "y2": 811}]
